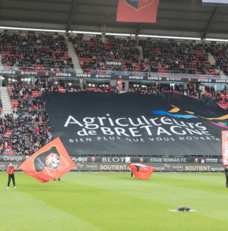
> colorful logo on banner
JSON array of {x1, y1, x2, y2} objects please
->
[
  {"x1": 152, "y1": 105, "x2": 228, "y2": 126},
  {"x1": 152, "y1": 105, "x2": 197, "y2": 119},
  {"x1": 152, "y1": 111, "x2": 197, "y2": 119},
  {"x1": 162, "y1": 164, "x2": 171, "y2": 169},
  {"x1": 76, "y1": 163, "x2": 84, "y2": 169},
  {"x1": 125, "y1": 0, "x2": 155, "y2": 11}
]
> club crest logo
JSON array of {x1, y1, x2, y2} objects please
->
[
  {"x1": 34, "y1": 146, "x2": 62, "y2": 172},
  {"x1": 125, "y1": 0, "x2": 155, "y2": 11},
  {"x1": 46, "y1": 153, "x2": 61, "y2": 169}
]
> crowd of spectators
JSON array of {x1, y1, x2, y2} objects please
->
[
  {"x1": 127, "y1": 84, "x2": 228, "y2": 109},
  {"x1": 205, "y1": 86, "x2": 228, "y2": 109},
  {"x1": 46, "y1": 78, "x2": 82, "y2": 92},
  {"x1": 44, "y1": 77, "x2": 204, "y2": 98},
  {"x1": 139, "y1": 40, "x2": 218, "y2": 75},
  {"x1": 127, "y1": 82, "x2": 198, "y2": 98},
  {"x1": 68, "y1": 35, "x2": 222, "y2": 76},
  {"x1": 0, "y1": 33, "x2": 74, "y2": 71},
  {"x1": 204, "y1": 43, "x2": 228, "y2": 75},
  {"x1": 0, "y1": 83, "x2": 52, "y2": 155},
  {"x1": 42, "y1": 77, "x2": 227, "y2": 107},
  {"x1": 45, "y1": 78, "x2": 112, "y2": 93},
  {"x1": 68, "y1": 36, "x2": 142, "y2": 74},
  {"x1": 1, "y1": 32, "x2": 226, "y2": 77}
]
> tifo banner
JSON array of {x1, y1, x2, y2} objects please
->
[
  {"x1": 222, "y1": 131, "x2": 228, "y2": 165},
  {"x1": 19, "y1": 137, "x2": 75, "y2": 183},
  {"x1": 45, "y1": 92, "x2": 228, "y2": 156},
  {"x1": 116, "y1": 0, "x2": 160, "y2": 23},
  {"x1": 129, "y1": 163, "x2": 155, "y2": 179}
]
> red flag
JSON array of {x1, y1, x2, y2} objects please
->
[
  {"x1": 222, "y1": 131, "x2": 228, "y2": 165},
  {"x1": 19, "y1": 137, "x2": 75, "y2": 183},
  {"x1": 129, "y1": 163, "x2": 155, "y2": 179},
  {"x1": 116, "y1": 0, "x2": 160, "y2": 23}
]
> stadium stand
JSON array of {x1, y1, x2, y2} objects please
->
[
  {"x1": 0, "y1": 83, "x2": 52, "y2": 155},
  {"x1": 0, "y1": 32, "x2": 227, "y2": 156},
  {"x1": 0, "y1": 32, "x2": 224, "y2": 77},
  {"x1": 68, "y1": 36, "x2": 142, "y2": 74},
  {"x1": 67, "y1": 36, "x2": 222, "y2": 75},
  {"x1": 0, "y1": 33, "x2": 74, "y2": 71},
  {"x1": 204, "y1": 43, "x2": 228, "y2": 75},
  {"x1": 139, "y1": 40, "x2": 219, "y2": 75}
]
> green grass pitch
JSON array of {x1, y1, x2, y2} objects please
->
[{"x1": 0, "y1": 172, "x2": 228, "y2": 231}]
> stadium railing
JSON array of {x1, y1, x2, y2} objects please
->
[{"x1": 0, "y1": 66, "x2": 225, "y2": 80}]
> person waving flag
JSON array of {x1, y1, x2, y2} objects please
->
[
  {"x1": 7, "y1": 163, "x2": 18, "y2": 188},
  {"x1": 128, "y1": 163, "x2": 155, "y2": 180},
  {"x1": 19, "y1": 137, "x2": 75, "y2": 183}
]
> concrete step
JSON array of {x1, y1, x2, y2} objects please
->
[
  {"x1": 1, "y1": 100, "x2": 11, "y2": 102},
  {"x1": 64, "y1": 35, "x2": 83, "y2": 73},
  {"x1": 208, "y1": 53, "x2": 216, "y2": 65},
  {"x1": 0, "y1": 86, "x2": 13, "y2": 114},
  {"x1": 137, "y1": 45, "x2": 144, "y2": 60}
]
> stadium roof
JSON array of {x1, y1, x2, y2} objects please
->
[{"x1": 1, "y1": 0, "x2": 228, "y2": 39}]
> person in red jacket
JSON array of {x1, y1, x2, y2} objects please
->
[{"x1": 7, "y1": 163, "x2": 17, "y2": 188}]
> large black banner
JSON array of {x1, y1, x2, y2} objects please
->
[{"x1": 45, "y1": 92, "x2": 228, "y2": 155}]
